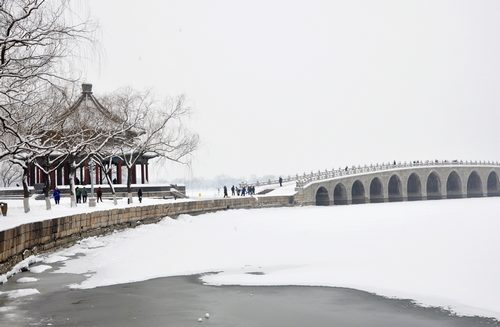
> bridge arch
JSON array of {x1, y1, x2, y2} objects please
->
[
  {"x1": 351, "y1": 180, "x2": 366, "y2": 204},
  {"x1": 407, "y1": 173, "x2": 422, "y2": 201},
  {"x1": 315, "y1": 187, "x2": 330, "y2": 206},
  {"x1": 369, "y1": 177, "x2": 384, "y2": 203},
  {"x1": 466, "y1": 171, "x2": 483, "y2": 198},
  {"x1": 487, "y1": 171, "x2": 499, "y2": 196},
  {"x1": 333, "y1": 183, "x2": 348, "y2": 205},
  {"x1": 426, "y1": 172, "x2": 442, "y2": 200},
  {"x1": 446, "y1": 171, "x2": 462, "y2": 199},
  {"x1": 388, "y1": 174, "x2": 403, "y2": 202}
]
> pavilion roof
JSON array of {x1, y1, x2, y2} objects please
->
[{"x1": 58, "y1": 83, "x2": 123, "y2": 124}]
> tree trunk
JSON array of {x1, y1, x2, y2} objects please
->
[
  {"x1": 103, "y1": 165, "x2": 117, "y2": 205},
  {"x1": 44, "y1": 171, "x2": 51, "y2": 210},
  {"x1": 69, "y1": 165, "x2": 77, "y2": 207},
  {"x1": 127, "y1": 166, "x2": 133, "y2": 204},
  {"x1": 22, "y1": 167, "x2": 30, "y2": 213}
]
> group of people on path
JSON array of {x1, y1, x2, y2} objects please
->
[
  {"x1": 223, "y1": 185, "x2": 257, "y2": 198},
  {"x1": 222, "y1": 176, "x2": 284, "y2": 198},
  {"x1": 75, "y1": 187, "x2": 89, "y2": 203}
]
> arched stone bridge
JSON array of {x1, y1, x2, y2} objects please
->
[{"x1": 294, "y1": 161, "x2": 500, "y2": 206}]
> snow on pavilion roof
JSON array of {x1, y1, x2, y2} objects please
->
[{"x1": 58, "y1": 83, "x2": 123, "y2": 125}]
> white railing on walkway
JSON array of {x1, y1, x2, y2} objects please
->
[{"x1": 254, "y1": 160, "x2": 500, "y2": 189}]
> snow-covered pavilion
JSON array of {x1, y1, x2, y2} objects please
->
[{"x1": 27, "y1": 84, "x2": 156, "y2": 189}]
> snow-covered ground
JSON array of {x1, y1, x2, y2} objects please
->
[
  {"x1": 255, "y1": 181, "x2": 297, "y2": 196},
  {"x1": 0, "y1": 197, "x2": 194, "y2": 232},
  {"x1": 41, "y1": 197, "x2": 500, "y2": 320}
]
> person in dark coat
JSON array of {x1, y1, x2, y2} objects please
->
[
  {"x1": 82, "y1": 187, "x2": 88, "y2": 203},
  {"x1": 231, "y1": 185, "x2": 235, "y2": 196},
  {"x1": 279, "y1": 176, "x2": 283, "y2": 187},
  {"x1": 96, "y1": 187, "x2": 103, "y2": 203},
  {"x1": 138, "y1": 188, "x2": 143, "y2": 203},
  {"x1": 53, "y1": 188, "x2": 61, "y2": 205},
  {"x1": 223, "y1": 186, "x2": 228, "y2": 198},
  {"x1": 76, "y1": 187, "x2": 81, "y2": 203}
]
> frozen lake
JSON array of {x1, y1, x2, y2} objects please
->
[
  {"x1": 1, "y1": 197, "x2": 499, "y2": 324},
  {"x1": 0, "y1": 271, "x2": 498, "y2": 327}
]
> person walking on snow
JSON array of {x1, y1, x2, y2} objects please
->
[
  {"x1": 82, "y1": 187, "x2": 88, "y2": 203},
  {"x1": 76, "y1": 187, "x2": 81, "y2": 203},
  {"x1": 138, "y1": 188, "x2": 143, "y2": 203},
  {"x1": 96, "y1": 187, "x2": 103, "y2": 203},
  {"x1": 279, "y1": 176, "x2": 283, "y2": 187},
  {"x1": 231, "y1": 185, "x2": 235, "y2": 196},
  {"x1": 223, "y1": 186, "x2": 228, "y2": 198},
  {"x1": 53, "y1": 188, "x2": 61, "y2": 205}
]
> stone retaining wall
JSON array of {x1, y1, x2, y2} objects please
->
[{"x1": 0, "y1": 195, "x2": 295, "y2": 274}]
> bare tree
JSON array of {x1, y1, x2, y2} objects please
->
[
  {"x1": 91, "y1": 148, "x2": 118, "y2": 205},
  {"x1": 0, "y1": 0, "x2": 92, "y2": 104},
  {"x1": 0, "y1": 0, "x2": 94, "y2": 209},
  {"x1": 0, "y1": 160, "x2": 21, "y2": 186},
  {"x1": 110, "y1": 90, "x2": 199, "y2": 203},
  {"x1": 6, "y1": 84, "x2": 71, "y2": 212}
]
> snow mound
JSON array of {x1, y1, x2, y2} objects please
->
[
  {"x1": 0, "y1": 256, "x2": 41, "y2": 284},
  {"x1": 29, "y1": 265, "x2": 52, "y2": 274},
  {"x1": 79, "y1": 237, "x2": 105, "y2": 249},
  {"x1": 43, "y1": 255, "x2": 68, "y2": 264}
]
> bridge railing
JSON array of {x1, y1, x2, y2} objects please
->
[
  {"x1": 294, "y1": 160, "x2": 500, "y2": 188},
  {"x1": 253, "y1": 160, "x2": 500, "y2": 189}
]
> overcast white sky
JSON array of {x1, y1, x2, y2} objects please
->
[{"x1": 81, "y1": 0, "x2": 500, "y2": 180}]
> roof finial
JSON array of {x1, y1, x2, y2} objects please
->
[{"x1": 82, "y1": 83, "x2": 93, "y2": 94}]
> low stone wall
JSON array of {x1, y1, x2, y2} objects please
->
[{"x1": 0, "y1": 195, "x2": 295, "y2": 274}]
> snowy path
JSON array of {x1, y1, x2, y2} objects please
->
[
  {"x1": 255, "y1": 181, "x2": 297, "y2": 196},
  {"x1": 49, "y1": 197, "x2": 500, "y2": 320}
]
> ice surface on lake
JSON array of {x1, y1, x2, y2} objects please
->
[
  {"x1": 0, "y1": 288, "x2": 39, "y2": 298},
  {"x1": 16, "y1": 277, "x2": 38, "y2": 283},
  {"x1": 55, "y1": 198, "x2": 500, "y2": 319}
]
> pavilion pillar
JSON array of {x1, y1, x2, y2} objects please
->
[
  {"x1": 95, "y1": 164, "x2": 99, "y2": 185},
  {"x1": 79, "y1": 165, "x2": 83, "y2": 185},
  {"x1": 84, "y1": 162, "x2": 90, "y2": 184},
  {"x1": 141, "y1": 163, "x2": 145, "y2": 184},
  {"x1": 117, "y1": 161, "x2": 122, "y2": 184},
  {"x1": 131, "y1": 164, "x2": 137, "y2": 184},
  {"x1": 29, "y1": 164, "x2": 35, "y2": 186},
  {"x1": 99, "y1": 166, "x2": 103, "y2": 184},
  {"x1": 56, "y1": 165, "x2": 63, "y2": 186},
  {"x1": 40, "y1": 169, "x2": 46, "y2": 183},
  {"x1": 145, "y1": 163, "x2": 149, "y2": 183},
  {"x1": 64, "y1": 162, "x2": 70, "y2": 185}
]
